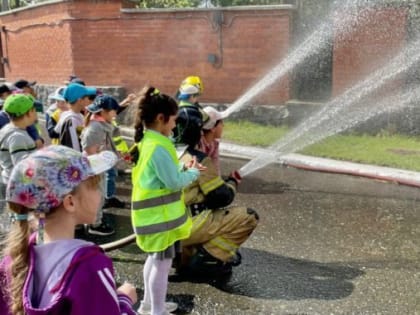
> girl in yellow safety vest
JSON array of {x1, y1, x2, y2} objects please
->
[{"x1": 132, "y1": 86, "x2": 204, "y2": 315}]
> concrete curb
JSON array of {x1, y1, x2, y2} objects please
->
[
  {"x1": 220, "y1": 143, "x2": 420, "y2": 188},
  {"x1": 41, "y1": 116, "x2": 420, "y2": 188}
]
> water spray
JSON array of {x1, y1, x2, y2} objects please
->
[
  {"x1": 239, "y1": 48, "x2": 420, "y2": 178},
  {"x1": 222, "y1": 0, "x2": 378, "y2": 118}
]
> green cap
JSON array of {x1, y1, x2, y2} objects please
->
[{"x1": 4, "y1": 94, "x2": 34, "y2": 116}]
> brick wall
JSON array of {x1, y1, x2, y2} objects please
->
[
  {"x1": 0, "y1": 1, "x2": 73, "y2": 85},
  {"x1": 332, "y1": 7, "x2": 408, "y2": 97},
  {"x1": 0, "y1": 0, "x2": 292, "y2": 104}
]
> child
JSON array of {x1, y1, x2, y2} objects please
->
[
  {"x1": 0, "y1": 84, "x2": 12, "y2": 109},
  {"x1": 199, "y1": 106, "x2": 227, "y2": 175},
  {"x1": 13, "y1": 79, "x2": 37, "y2": 98},
  {"x1": 0, "y1": 145, "x2": 137, "y2": 315},
  {"x1": 81, "y1": 94, "x2": 123, "y2": 236},
  {"x1": 0, "y1": 94, "x2": 37, "y2": 190},
  {"x1": 54, "y1": 83, "x2": 96, "y2": 151},
  {"x1": 45, "y1": 87, "x2": 68, "y2": 145},
  {"x1": 0, "y1": 80, "x2": 44, "y2": 148},
  {"x1": 0, "y1": 94, "x2": 38, "y2": 233},
  {"x1": 132, "y1": 87, "x2": 202, "y2": 315}
]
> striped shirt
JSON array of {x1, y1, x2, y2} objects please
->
[{"x1": 0, "y1": 124, "x2": 36, "y2": 184}]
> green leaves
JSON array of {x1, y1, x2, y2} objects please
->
[{"x1": 136, "y1": 0, "x2": 201, "y2": 8}]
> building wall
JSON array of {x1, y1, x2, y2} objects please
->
[
  {"x1": 332, "y1": 7, "x2": 408, "y2": 97},
  {"x1": 0, "y1": 0, "x2": 292, "y2": 104},
  {"x1": 0, "y1": 1, "x2": 73, "y2": 85},
  {"x1": 0, "y1": 1, "x2": 410, "y2": 107}
]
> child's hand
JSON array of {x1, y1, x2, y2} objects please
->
[
  {"x1": 120, "y1": 93, "x2": 137, "y2": 107},
  {"x1": 117, "y1": 282, "x2": 137, "y2": 304},
  {"x1": 187, "y1": 156, "x2": 206, "y2": 171}
]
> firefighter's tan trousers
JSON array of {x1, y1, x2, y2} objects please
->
[{"x1": 181, "y1": 206, "x2": 259, "y2": 263}]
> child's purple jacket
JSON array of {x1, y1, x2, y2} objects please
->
[{"x1": 0, "y1": 238, "x2": 136, "y2": 315}]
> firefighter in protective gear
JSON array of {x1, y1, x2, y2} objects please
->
[
  {"x1": 173, "y1": 83, "x2": 209, "y2": 148},
  {"x1": 175, "y1": 106, "x2": 259, "y2": 275},
  {"x1": 175, "y1": 75, "x2": 204, "y2": 100},
  {"x1": 181, "y1": 75, "x2": 204, "y2": 94}
]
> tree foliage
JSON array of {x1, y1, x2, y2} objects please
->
[
  {"x1": 136, "y1": 0, "x2": 200, "y2": 9},
  {"x1": 212, "y1": 0, "x2": 285, "y2": 6}
]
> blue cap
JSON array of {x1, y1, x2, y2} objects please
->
[
  {"x1": 48, "y1": 87, "x2": 65, "y2": 102},
  {"x1": 87, "y1": 94, "x2": 120, "y2": 113},
  {"x1": 63, "y1": 83, "x2": 96, "y2": 104}
]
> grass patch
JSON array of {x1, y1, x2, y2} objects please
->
[
  {"x1": 224, "y1": 121, "x2": 420, "y2": 171},
  {"x1": 301, "y1": 134, "x2": 420, "y2": 171},
  {"x1": 223, "y1": 121, "x2": 289, "y2": 147}
]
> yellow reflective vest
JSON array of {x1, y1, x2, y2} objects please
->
[
  {"x1": 112, "y1": 121, "x2": 129, "y2": 153},
  {"x1": 131, "y1": 130, "x2": 192, "y2": 252}
]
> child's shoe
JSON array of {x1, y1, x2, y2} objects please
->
[
  {"x1": 103, "y1": 196, "x2": 126, "y2": 209},
  {"x1": 87, "y1": 222, "x2": 115, "y2": 236},
  {"x1": 137, "y1": 301, "x2": 178, "y2": 315}
]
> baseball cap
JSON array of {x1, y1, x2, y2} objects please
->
[
  {"x1": 14, "y1": 79, "x2": 36, "y2": 89},
  {"x1": 6, "y1": 145, "x2": 118, "y2": 213},
  {"x1": 63, "y1": 83, "x2": 97, "y2": 104},
  {"x1": 202, "y1": 106, "x2": 228, "y2": 130},
  {"x1": 3, "y1": 94, "x2": 34, "y2": 116},
  {"x1": 0, "y1": 84, "x2": 11, "y2": 95},
  {"x1": 87, "y1": 94, "x2": 120, "y2": 113},
  {"x1": 48, "y1": 87, "x2": 65, "y2": 102}
]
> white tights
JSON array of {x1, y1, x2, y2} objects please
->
[{"x1": 142, "y1": 255, "x2": 172, "y2": 315}]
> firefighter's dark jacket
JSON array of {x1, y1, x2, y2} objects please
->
[{"x1": 181, "y1": 147, "x2": 237, "y2": 211}]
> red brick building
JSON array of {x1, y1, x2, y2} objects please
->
[
  {"x1": 0, "y1": 0, "x2": 292, "y2": 104},
  {"x1": 0, "y1": 0, "x2": 409, "y2": 105}
]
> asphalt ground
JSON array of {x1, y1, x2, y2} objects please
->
[
  {"x1": 0, "y1": 120, "x2": 419, "y2": 314},
  {"x1": 89, "y1": 156, "x2": 420, "y2": 315}
]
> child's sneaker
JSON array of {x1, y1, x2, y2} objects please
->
[
  {"x1": 103, "y1": 196, "x2": 126, "y2": 209},
  {"x1": 87, "y1": 222, "x2": 115, "y2": 236},
  {"x1": 137, "y1": 301, "x2": 178, "y2": 315}
]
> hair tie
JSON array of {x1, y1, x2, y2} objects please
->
[
  {"x1": 150, "y1": 88, "x2": 160, "y2": 96},
  {"x1": 9, "y1": 213, "x2": 29, "y2": 223}
]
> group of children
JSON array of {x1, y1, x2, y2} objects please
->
[
  {"x1": 0, "y1": 78, "x2": 133, "y2": 236},
  {"x1": 0, "y1": 75, "x2": 258, "y2": 315},
  {"x1": 45, "y1": 79, "x2": 136, "y2": 236}
]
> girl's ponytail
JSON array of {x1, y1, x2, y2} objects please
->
[
  {"x1": 84, "y1": 111, "x2": 93, "y2": 127},
  {"x1": 3, "y1": 203, "x2": 31, "y2": 315},
  {"x1": 134, "y1": 86, "x2": 157, "y2": 142}
]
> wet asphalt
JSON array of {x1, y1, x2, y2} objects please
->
[
  {"x1": 90, "y1": 157, "x2": 420, "y2": 315},
  {"x1": 0, "y1": 115, "x2": 416, "y2": 314}
]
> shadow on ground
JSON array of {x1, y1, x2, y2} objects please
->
[
  {"x1": 170, "y1": 247, "x2": 364, "y2": 301},
  {"x1": 78, "y1": 212, "x2": 363, "y2": 302}
]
